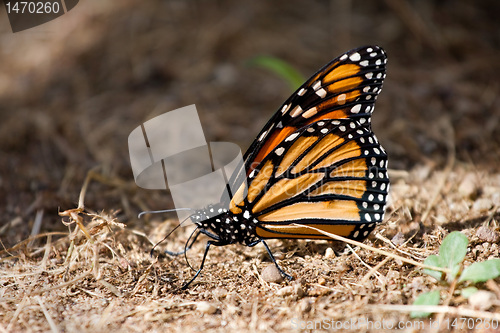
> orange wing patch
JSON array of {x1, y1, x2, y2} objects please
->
[
  {"x1": 276, "y1": 135, "x2": 319, "y2": 176},
  {"x1": 250, "y1": 126, "x2": 297, "y2": 174},
  {"x1": 312, "y1": 140, "x2": 362, "y2": 171},
  {"x1": 258, "y1": 200, "x2": 359, "y2": 222},
  {"x1": 329, "y1": 158, "x2": 367, "y2": 178},
  {"x1": 323, "y1": 64, "x2": 361, "y2": 85},
  {"x1": 247, "y1": 160, "x2": 274, "y2": 203},
  {"x1": 308, "y1": 179, "x2": 366, "y2": 199},
  {"x1": 229, "y1": 181, "x2": 247, "y2": 214},
  {"x1": 292, "y1": 134, "x2": 345, "y2": 174},
  {"x1": 252, "y1": 173, "x2": 324, "y2": 214}
]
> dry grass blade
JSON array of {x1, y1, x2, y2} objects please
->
[
  {"x1": 28, "y1": 270, "x2": 92, "y2": 297},
  {"x1": 35, "y1": 296, "x2": 59, "y2": 333},
  {"x1": 291, "y1": 223, "x2": 451, "y2": 274}
]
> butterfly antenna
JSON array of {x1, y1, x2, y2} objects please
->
[
  {"x1": 138, "y1": 207, "x2": 193, "y2": 219},
  {"x1": 149, "y1": 214, "x2": 193, "y2": 257}
]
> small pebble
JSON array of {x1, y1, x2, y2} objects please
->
[
  {"x1": 476, "y1": 226, "x2": 500, "y2": 243},
  {"x1": 473, "y1": 198, "x2": 492, "y2": 212},
  {"x1": 294, "y1": 283, "x2": 305, "y2": 297},
  {"x1": 458, "y1": 174, "x2": 477, "y2": 198},
  {"x1": 298, "y1": 298, "x2": 312, "y2": 313},
  {"x1": 261, "y1": 265, "x2": 284, "y2": 283},
  {"x1": 318, "y1": 276, "x2": 326, "y2": 285},
  {"x1": 391, "y1": 232, "x2": 405, "y2": 246},
  {"x1": 213, "y1": 287, "x2": 228, "y2": 299},
  {"x1": 196, "y1": 301, "x2": 217, "y2": 314},
  {"x1": 468, "y1": 291, "x2": 496, "y2": 311},
  {"x1": 324, "y1": 247, "x2": 335, "y2": 259},
  {"x1": 434, "y1": 214, "x2": 449, "y2": 225},
  {"x1": 333, "y1": 262, "x2": 349, "y2": 273}
]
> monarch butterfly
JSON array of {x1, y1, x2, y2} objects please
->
[{"x1": 162, "y1": 46, "x2": 389, "y2": 289}]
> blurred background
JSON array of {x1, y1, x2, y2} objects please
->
[{"x1": 0, "y1": 0, "x2": 499, "y2": 246}]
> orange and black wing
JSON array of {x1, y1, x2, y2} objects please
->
[
  {"x1": 244, "y1": 45, "x2": 387, "y2": 174},
  {"x1": 231, "y1": 46, "x2": 389, "y2": 240}
]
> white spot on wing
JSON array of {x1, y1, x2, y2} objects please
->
[
  {"x1": 316, "y1": 88, "x2": 327, "y2": 98},
  {"x1": 351, "y1": 104, "x2": 362, "y2": 114},
  {"x1": 312, "y1": 80, "x2": 321, "y2": 90},
  {"x1": 337, "y1": 93, "x2": 346, "y2": 104},
  {"x1": 275, "y1": 147, "x2": 285, "y2": 156},
  {"x1": 285, "y1": 132, "x2": 299, "y2": 142},
  {"x1": 259, "y1": 130, "x2": 268, "y2": 141},
  {"x1": 349, "y1": 52, "x2": 361, "y2": 62},
  {"x1": 302, "y1": 107, "x2": 318, "y2": 118},
  {"x1": 290, "y1": 105, "x2": 303, "y2": 118}
]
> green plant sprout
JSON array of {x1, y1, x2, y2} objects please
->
[
  {"x1": 247, "y1": 56, "x2": 305, "y2": 91},
  {"x1": 411, "y1": 231, "x2": 500, "y2": 318}
]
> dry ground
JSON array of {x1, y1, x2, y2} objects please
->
[{"x1": 1, "y1": 1, "x2": 500, "y2": 332}]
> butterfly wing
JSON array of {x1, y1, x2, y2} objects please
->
[
  {"x1": 230, "y1": 46, "x2": 389, "y2": 240},
  {"x1": 244, "y1": 45, "x2": 387, "y2": 174},
  {"x1": 252, "y1": 118, "x2": 388, "y2": 240}
]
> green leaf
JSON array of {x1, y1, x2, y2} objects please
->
[
  {"x1": 411, "y1": 290, "x2": 441, "y2": 318},
  {"x1": 423, "y1": 255, "x2": 444, "y2": 281},
  {"x1": 248, "y1": 56, "x2": 305, "y2": 91},
  {"x1": 461, "y1": 287, "x2": 478, "y2": 299},
  {"x1": 439, "y1": 231, "x2": 468, "y2": 268},
  {"x1": 459, "y1": 259, "x2": 500, "y2": 283}
]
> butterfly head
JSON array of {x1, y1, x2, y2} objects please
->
[{"x1": 189, "y1": 204, "x2": 260, "y2": 246}]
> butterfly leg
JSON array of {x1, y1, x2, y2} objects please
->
[
  {"x1": 180, "y1": 240, "x2": 224, "y2": 290},
  {"x1": 260, "y1": 240, "x2": 293, "y2": 281}
]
